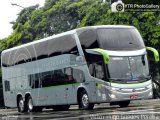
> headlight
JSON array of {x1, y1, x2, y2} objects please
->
[{"x1": 146, "y1": 84, "x2": 152, "y2": 89}]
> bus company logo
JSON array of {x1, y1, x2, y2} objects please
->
[{"x1": 111, "y1": 0, "x2": 124, "y2": 12}]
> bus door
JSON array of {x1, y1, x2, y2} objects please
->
[
  {"x1": 64, "y1": 67, "x2": 77, "y2": 104},
  {"x1": 88, "y1": 61, "x2": 109, "y2": 102},
  {"x1": 85, "y1": 49, "x2": 109, "y2": 102}
]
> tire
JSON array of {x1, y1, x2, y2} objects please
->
[
  {"x1": 79, "y1": 91, "x2": 94, "y2": 110},
  {"x1": 27, "y1": 96, "x2": 42, "y2": 112},
  {"x1": 17, "y1": 97, "x2": 27, "y2": 113},
  {"x1": 53, "y1": 105, "x2": 70, "y2": 111},
  {"x1": 118, "y1": 100, "x2": 130, "y2": 108}
]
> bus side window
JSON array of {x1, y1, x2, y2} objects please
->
[
  {"x1": 88, "y1": 63, "x2": 95, "y2": 77},
  {"x1": 78, "y1": 30, "x2": 99, "y2": 49},
  {"x1": 4, "y1": 80, "x2": 10, "y2": 91},
  {"x1": 34, "y1": 73, "x2": 40, "y2": 88},
  {"x1": 94, "y1": 62, "x2": 105, "y2": 80},
  {"x1": 48, "y1": 35, "x2": 79, "y2": 57},
  {"x1": 41, "y1": 71, "x2": 52, "y2": 87},
  {"x1": 28, "y1": 75, "x2": 34, "y2": 89},
  {"x1": 64, "y1": 68, "x2": 75, "y2": 84},
  {"x1": 54, "y1": 69, "x2": 66, "y2": 85},
  {"x1": 73, "y1": 69, "x2": 85, "y2": 83}
]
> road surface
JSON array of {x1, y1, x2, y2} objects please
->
[{"x1": 0, "y1": 99, "x2": 160, "y2": 120}]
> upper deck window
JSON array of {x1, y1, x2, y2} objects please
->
[
  {"x1": 77, "y1": 29, "x2": 99, "y2": 49},
  {"x1": 48, "y1": 35, "x2": 79, "y2": 57},
  {"x1": 97, "y1": 28, "x2": 145, "y2": 50},
  {"x1": 2, "y1": 34, "x2": 79, "y2": 67}
]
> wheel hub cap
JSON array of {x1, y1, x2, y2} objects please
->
[
  {"x1": 19, "y1": 100, "x2": 24, "y2": 111},
  {"x1": 82, "y1": 94, "x2": 89, "y2": 107},
  {"x1": 28, "y1": 99, "x2": 33, "y2": 110}
]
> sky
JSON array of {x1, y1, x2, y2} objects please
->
[{"x1": 0, "y1": 0, "x2": 45, "y2": 39}]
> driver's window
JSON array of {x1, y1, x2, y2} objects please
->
[
  {"x1": 95, "y1": 62, "x2": 105, "y2": 80},
  {"x1": 88, "y1": 61, "x2": 105, "y2": 80}
]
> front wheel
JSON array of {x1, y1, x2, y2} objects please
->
[
  {"x1": 79, "y1": 91, "x2": 94, "y2": 110},
  {"x1": 27, "y1": 96, "x2": 42, "y2": 112},
  {"x1": 118, "y1": 100, "x2": 130, "y2": 108}
]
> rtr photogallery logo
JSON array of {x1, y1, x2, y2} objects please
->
[{"x1": 111, "y1": 0, "x2": 124, "y2": 12}]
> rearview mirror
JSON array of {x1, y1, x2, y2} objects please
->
[{"x1": 146, "y1": 47, "x2": 159, "y2": 63}]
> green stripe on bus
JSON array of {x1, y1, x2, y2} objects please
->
[
  {"x1": 44, "y1": 82, "x2": 81, "y2": 88},
  {"x1": 93, "y1": 48, "x2": 109, "y2": 64},
  {"x1": 146, "y1": 47, "x2": 159, "y2": 62}
]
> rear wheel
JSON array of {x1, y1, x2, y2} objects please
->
[
  {"x1": 79, "y1": 91, "x2": 94, "y2": 110},
  {"x1": 18, "y1": 97, "x2": 27, "y2": 113},
  {"x1": 118, "y1": 100, "x2": 130, "y2": 108},
  {"x1": 27, "y1": 96, "x2": 42, "y2": 112}
]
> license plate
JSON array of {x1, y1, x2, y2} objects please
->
[{"x1": 130, "y1": 94, "x2": 138, "y2": 100}]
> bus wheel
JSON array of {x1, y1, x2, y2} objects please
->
[
  {"x1": 27, "y1": 96, "x2": 42, "y2": 112},
  {"x1": 118, "y1": 100, "x2": 130, "y2": 108},
  {"x1": 79, "y1": 91, "x2": 94, "y2": 110},
  {"x1": 18, "y1": 97, "x2": 27, "y2": 113}
]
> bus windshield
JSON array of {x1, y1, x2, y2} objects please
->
[
  {"x1": 108, "y1": 55, "x2": 150, "y2": 83},
  {"x1": 97, "y1": 28, "x2": 145, "y2": 50}
]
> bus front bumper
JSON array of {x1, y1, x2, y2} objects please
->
[{"x1": 108, "y1": 87, "x2": 153, "y2": 102}]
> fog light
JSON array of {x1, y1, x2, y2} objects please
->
[{"x1": 110, "y1": 94, "x2": 116, "y2": 99}]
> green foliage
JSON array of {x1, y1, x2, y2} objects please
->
[{"x1": 3, "y1": 0, "x2": 159, "y2": 50}]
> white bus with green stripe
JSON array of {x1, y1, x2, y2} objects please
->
[{"x1": 1, "y1": 25, "x2": 159, "y2": 112}]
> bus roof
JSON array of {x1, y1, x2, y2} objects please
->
[
  {"x1": 76, "y1": 25, "x2": 135, "y2": 30},
  {"x1": 2, "y1": 30, "x2": 76, "y2": 54},
  {"x1": 2, "y1": 25, "x2": 135, "y2": 54}
]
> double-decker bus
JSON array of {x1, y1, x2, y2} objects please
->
[{"x1": 1, "y1": 25, "x2": 159, "y2": 112}]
